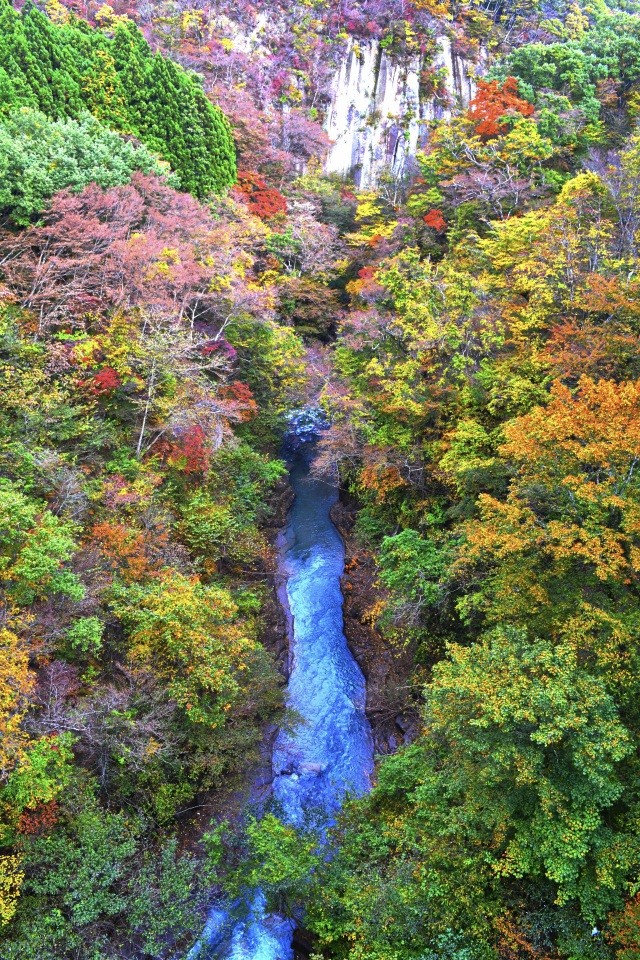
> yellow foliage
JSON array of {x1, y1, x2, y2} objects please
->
[
  {"x1": 0, "y1": 627, "x2": 34, "y2": 785},
  {"x1": 44, "y1": 0, "x2": 69, "y2": 23},
  {"x1": 456, "y1": 377, "x2": 640, "y2": 633},
  {"x1": 345, "y1": 192, "x2": 398, "y2": 247},
  {"x1": 95, "y1": 4, "x2": 132, "y2": 27},
  {"x1": 0, "y1": 855, "x2": 24, "y2": 926},
  {"x1": 412, "y1": 0, "x2": 452, "y2": 18}
]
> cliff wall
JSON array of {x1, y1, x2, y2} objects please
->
[{"x1": 323, "y1": 35, "x2": 479, "y2": 187}]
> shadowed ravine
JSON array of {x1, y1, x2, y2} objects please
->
[{"x1": 189, "y1": 420, "x2": 374, "y2": 959}]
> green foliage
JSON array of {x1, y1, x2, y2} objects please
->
[
  {"x1": 496, "y1": 10, "x2": 640, "y2": 133},
  {"x1": 224, "y1": 814, "x2": 322, "y2": 915},
  {"x1": 0, "y1": 480, "x2": 82, "y2": 604},
  {"x1": 178, "y1": 491, "x2": 263, "y2": 564},
  {"x1": 307, "y1": 629, "x2": 637, "y2": 956},
  {"x1": 426, "y1": 629, "x2": 634, "y2": 914},
  {"x1": 110, "y1": 571, "x2": 277, "y2": 727},
  {"x1": 2, "y1": 784, "x2": 206, "y2": 959},
  {"x1": 2, "y1": 734, "x2": 75, "y2": 821},
  {"x1": 379, "y1": 529, "x2": 448, "y2": 610},
  {"x1": 0, "y1": 0, "x2": 235, "y2": 196},
  {"x1": 66, "y1": 617, "x2": 104, "y2": 656},
  {"x1": 0, "y1": 107, "x2": 178, "y2": 225},
  {"x1": 175, "y1": 444, "x2": 285, "y2": 565},
  {"x1": 225, "y1": 318, "x2": 306, "y2": 445},
  {"x1": 438, "y1": 419, "x2": 506, "y2": 502},
  {"x1": 377, "y1": 529, "x2": 451, "y2": 646},
  {"x1": 127, "y1": 838, "x2": 205, "y2": 957},
  {"x1": 3, "y1": 0, "x2": 640, "y2": 953},
  {"x1": 22, "y1": 796, "x2": 137, "y2": 930}
]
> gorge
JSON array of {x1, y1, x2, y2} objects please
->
[
  {"x1": 190, "y1": 418, "x2": 374, "y2": 959},
  {"x1": 2, "y1": 2, "x2": 640, "y2": 959}
]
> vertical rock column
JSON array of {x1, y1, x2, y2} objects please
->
[{"x1": 324, "y1": 35, "x2": 478, "y2": 188}]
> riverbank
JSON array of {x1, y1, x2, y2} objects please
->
[
  {"x1": 176, "y1": 474, "x2": 295, "y2": 846},
  {"x1": 331, "y1": 495, "x2": 419, "y2": 755}
]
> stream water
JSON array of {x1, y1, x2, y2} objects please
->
[{"x1": 190, "y1": 419, "x2": 374, "y2": 959}]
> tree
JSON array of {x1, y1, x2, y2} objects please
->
[
  {"x1": 469, "y1": 76, "x2": 535, "y2": 139},
  {"x1": 454, "y1": 378, "x2": 640, "y2": 646},
  {"x1": 306, "y1": 629, "x2": 637, "y2": 958},
  {"x1": 0, "y1": 627, "x2": 34, "y2": 786},
  {"x1": 0, "y1": 0, "x2": 236, "y2": 197},
  {"x1": 0, "y1": 175, "x2": 268, "y2": 334},
  {"x1": 110, "y1": 572, "x2": 270, "y2": 727},
  {"x1": 0, "y1": 855, "x2": 23, "y2": 926},
  {"x1": 0, "y1": 480, "x2": 82, "y2": 606},
  {"x1": 235, "y1": 170, "x2": 288, "y2": 220},
  {"x1": 222, "y1": 814, "x2": 322, "y2": 917},
  {"x1": 0, "y1": 107, "x2": 177, "y2": 226}
]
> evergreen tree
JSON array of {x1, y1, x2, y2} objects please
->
[{"x1": 0, "y1": 0, "x2": 236, "y2": 196}]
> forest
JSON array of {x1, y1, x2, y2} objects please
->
[{"x1": 1, "y1": 0, "x2": 640, "y2": 957}]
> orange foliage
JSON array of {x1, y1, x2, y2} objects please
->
[
  {"x1": 494, "y1": 914, "x2": 553, "y2": 959},
  {"x1": 580, "y1": 273, "x2": 640, "y2": 322},
  {"x1": 423, "y1": 208, "x2": 447, "y2": 232},
  {"x1": 608, "y1": 894, "x2": 640, "y2": 960},
  {"x1": 500, "y1": 377, "x2": 640, "y2": 510},
  {"x1": 91, "y1": 521, "x2": 157, "y2": 581},
  {"x1": 17, "y1": 800, "x2": 59, "y2": 836},
  {"x1": 544, "y1": 319, "x2": 640, "y2": 382},
  {"x1": 360, "y1": 463, "x2": 407, "y2": 502},
  {"x1": 218, "y1": 382, "x2": 258, "y2": 421},
  {"x1": 458, "y1": 378, "x2": 640, "y2": 598},
  {"x1": 469, "y1": 76, "x2": 534, "y2": 139}
]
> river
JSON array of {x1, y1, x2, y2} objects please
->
[{"x1": 189, "y1": 422, "x2": 374, "y2": 959}]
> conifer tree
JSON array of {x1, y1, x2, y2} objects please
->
[{"x1": 0, "y1": 0, "x2": 236, "y2": 196}]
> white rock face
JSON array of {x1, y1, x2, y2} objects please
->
[{"x1": 324, "y1": 36, "x2": 478, "y2": 188}]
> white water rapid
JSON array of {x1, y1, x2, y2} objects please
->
[{"x1": 188, "y1": 415, "x2": 374, "y2": 959}]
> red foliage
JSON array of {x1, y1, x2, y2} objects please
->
[
  {"x1": 17, "y1": 800, "x2": 59, "y2": 836},
  {"x1": 423, "y1": 208, "x2": 447, "y2": 232},
  {"x1": 468, "y1": 76, "x2": 534, "y2": 139},
  {"x1": 168, "y1": 425, "x2": 210, "y2": 474},
  {"x1": 234, "y1": 171, "x2": 288, "y2": 220},
  {"x1": 0, "y1": 175, "x2": 234, "y2": 330},
  {"x1": 200, "y1": 340, "x2": 238, "y2": 360},
  {"x1": 90, "y1": 366, "x2": 121, "y2": 394},
  {"x1": 218, "y1": 381, "x2": 258, "y2": 421}
]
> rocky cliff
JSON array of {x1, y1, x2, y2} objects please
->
[
  {"x1": 323, "y1": 35, "x2": 479, "y2": 188},
  {"x1": 223, "y1": 12, "x2": 481, "y2": 190}
]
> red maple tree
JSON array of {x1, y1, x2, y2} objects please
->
[
  {"x1": 423, "y1": 209, "x2": 447, "y2": 232},
  {"x1": 234, "y1": 171, "x2": 288, "y2": 220}
]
